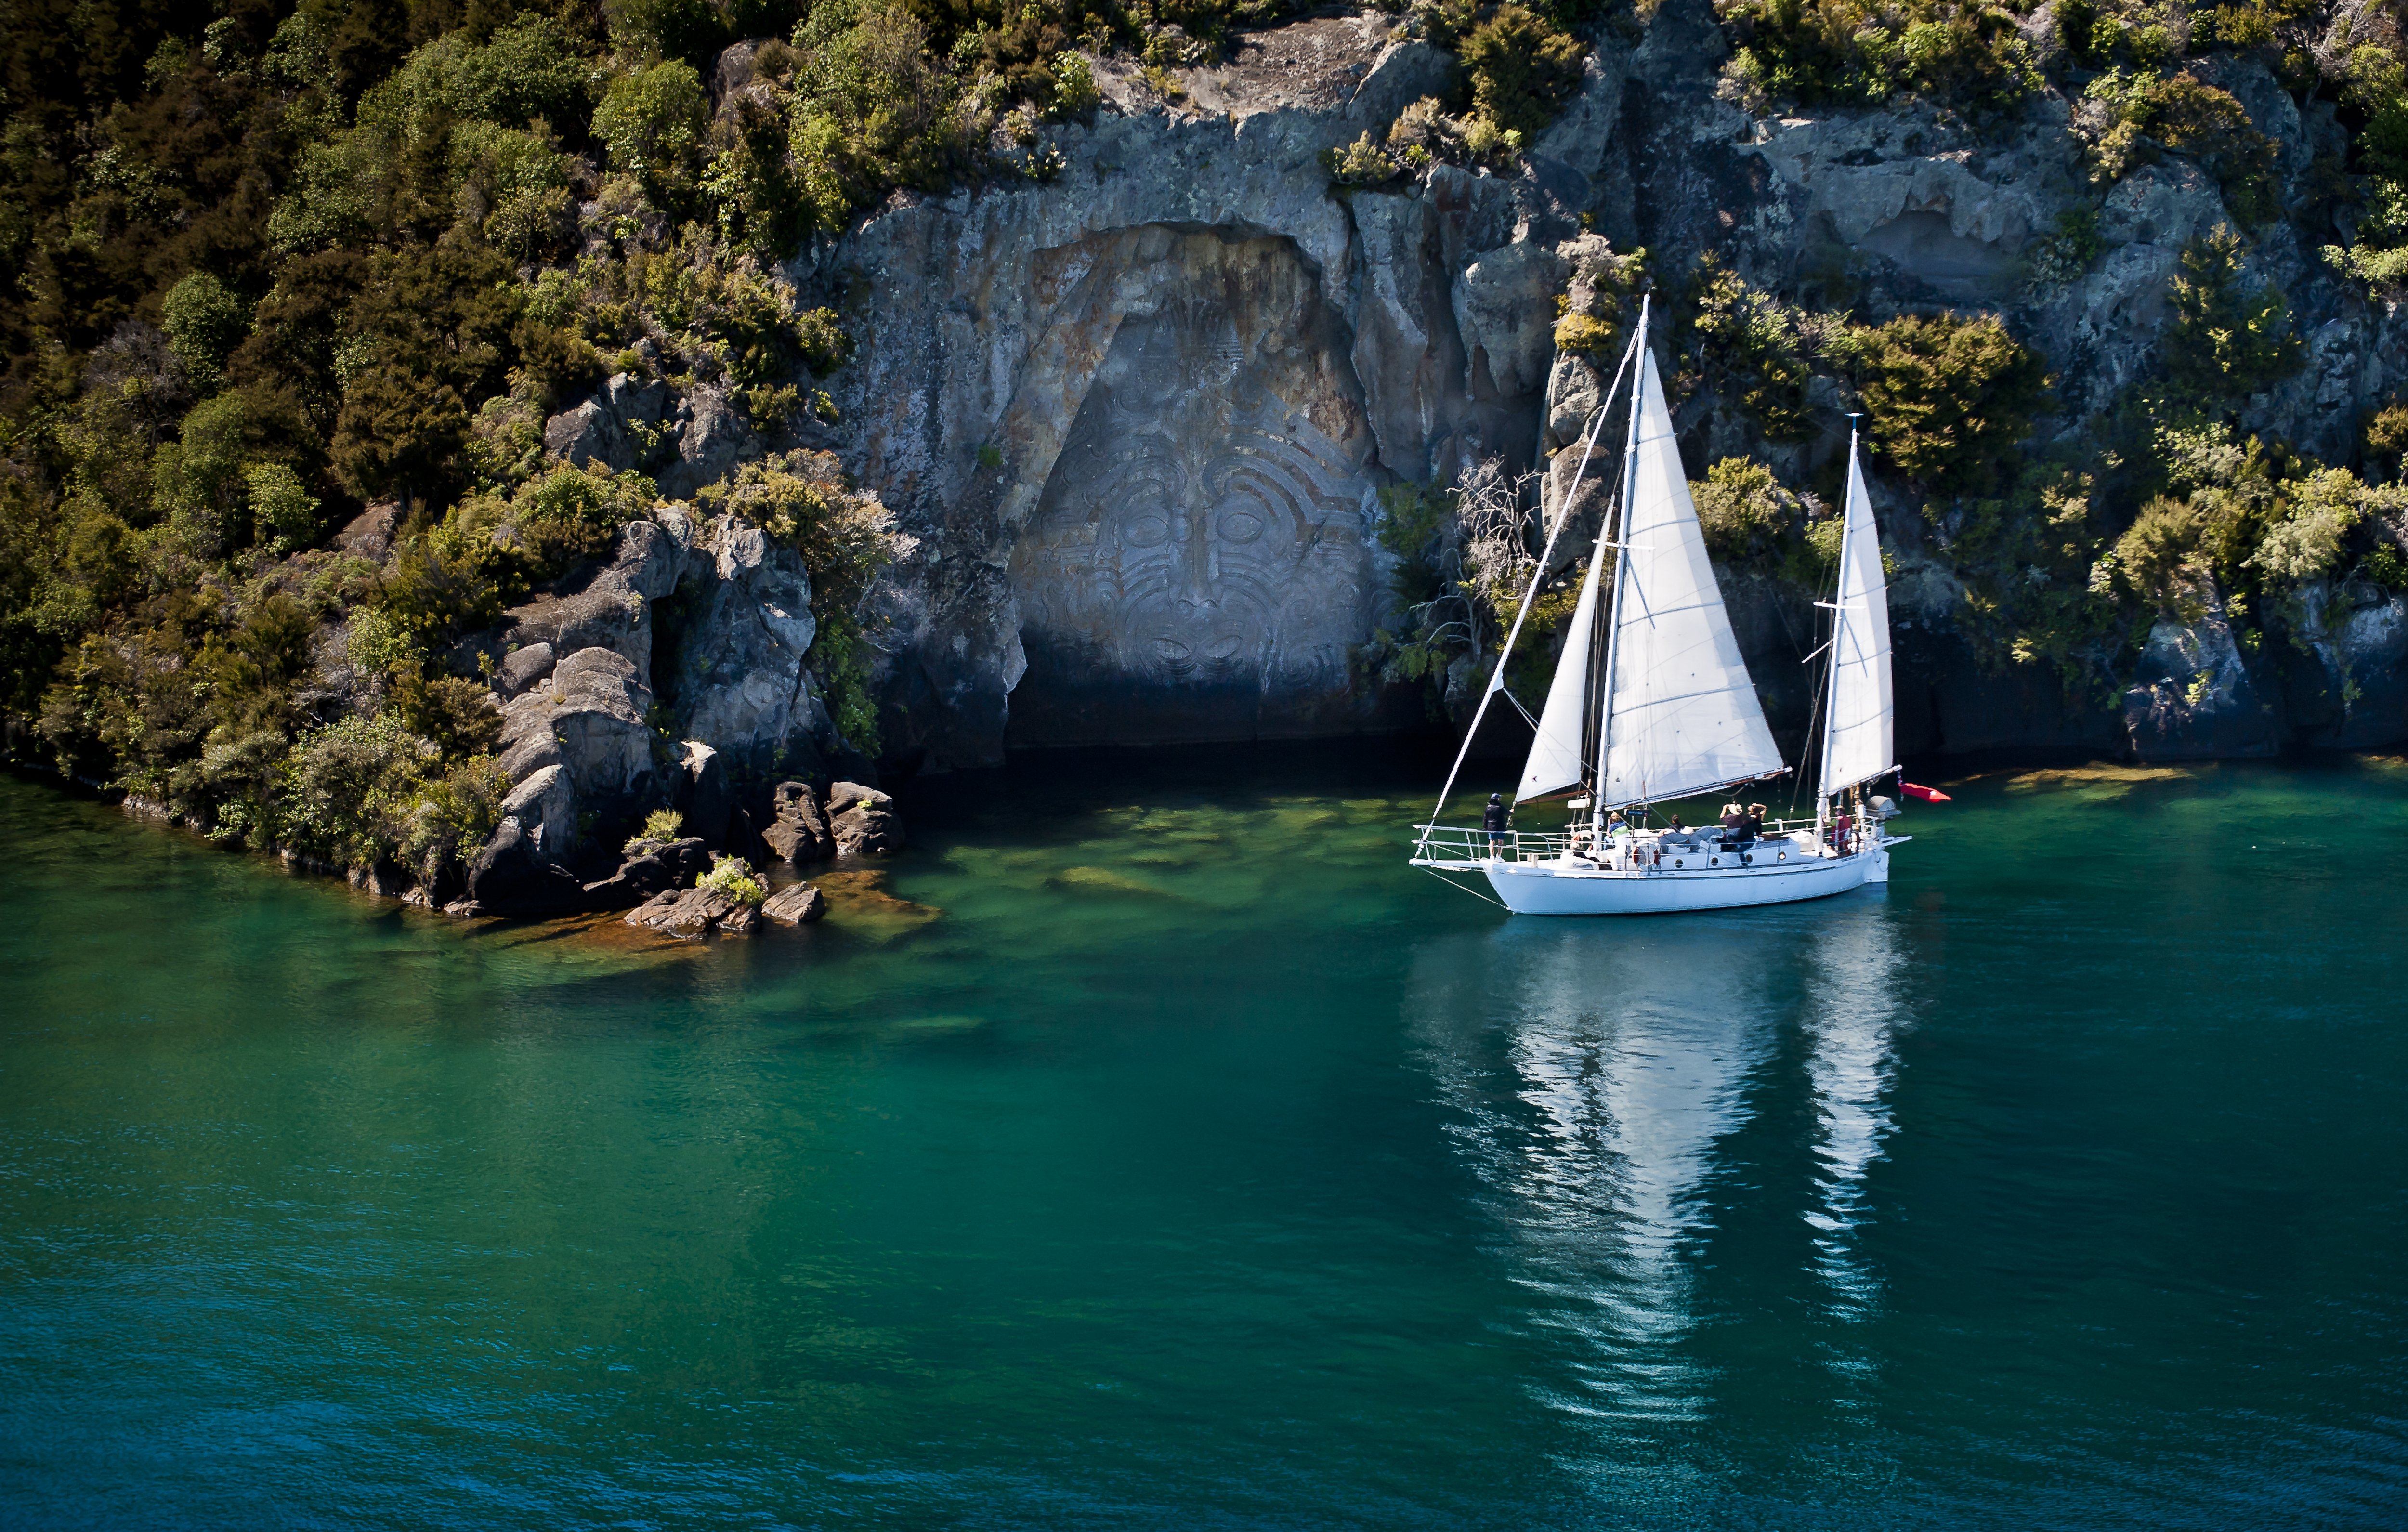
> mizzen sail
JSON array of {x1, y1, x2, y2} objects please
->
[
  {"x1": 1598, "y1": 350, "x2": 1783, "y2": 807},
  {"x1": 1817, "y1": 436, "x2": 1895, "y2": 798}
]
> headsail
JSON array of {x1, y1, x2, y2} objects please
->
[
  {"x1": 1597, "y1": 349, "x2": 1784, "y2": 807},
  {"x1": 1515, "y1": 535, "x2": 1607, "y2": 800},
  {"x1": 1817, "y1": 435, "x2": 1895, "y2": 798}
]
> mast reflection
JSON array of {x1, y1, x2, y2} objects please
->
[{"x1": 1798, "y1": 903, "x2": 1909, "y2": 1323}]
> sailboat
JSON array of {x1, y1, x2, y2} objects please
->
[{"x1": 1410, "y1": 297, "x2": 1910, "y2": 915}]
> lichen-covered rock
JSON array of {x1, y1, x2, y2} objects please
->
[
  {"x1": 761, "y1": 882, "x2": 828, "y2": 925},
  {"x1": 544, "y1": 398, "x2": 629, "y2": 470}
]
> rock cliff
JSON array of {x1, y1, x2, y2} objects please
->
[{"x1": 534, "y1": 4, "x2": 2408, "y2": 777}]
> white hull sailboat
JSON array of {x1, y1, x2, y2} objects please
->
[{"x1": 1411, "y1": 297, "x2": 1910, "y2": 916}]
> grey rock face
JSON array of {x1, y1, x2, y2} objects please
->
[
  {"x1": 507, "y1": 10, "x2": 2408, "y2": 785},
  {"x1": 1004, "y1": 231, "x2": 1384, "y2": 744},
  {"x1": 676, "y1": 740, "x2": 736, "y2": 847},
  {"x1": 495, "y1": 642, "x2": 557, "y2": 698},
  {"x1": 2122, "y1": 606, "x2": 2283, "y2": 760},
  {"x1": 499, "y1": 762, "x2": 576, "y2": 863},
  {"x1": 544, "y1": 398, "x2": 630, "y2": 470},
  {"x1": 657, "y1": 386, "x2": 752, "y2": 498}
]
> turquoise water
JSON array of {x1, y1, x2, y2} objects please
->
[{"x1": 2, "y1": 751, "x2": 2404, "y2": 1529}]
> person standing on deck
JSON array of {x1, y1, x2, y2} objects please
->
[{"x1": 1484, "y1": 793, "x2": 1511, "y2": 858}]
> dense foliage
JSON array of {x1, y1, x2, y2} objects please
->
[{"x1": 0, "y1": 0, "x2": 929, "y2": 879}]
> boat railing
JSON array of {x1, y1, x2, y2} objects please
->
[{"x1": 1414, "y1": 817, "x2": 1878, "y2": 868}]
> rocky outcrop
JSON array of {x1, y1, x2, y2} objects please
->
[
  {"x1": 625, "y1": 884, "x2": 757, "y2": 939},
  {"x1": 456, "y1": 508, "x2": 857, "y2": 899},
  {"x1": 762, "y1": 882, "x2": 828, "y2": 924},
  {"x1": 827, "y1": 781, "x2": 903, "y2": 857},
  {"x1": 758, "y1": 780, "x2": 831, "y2": 864}
]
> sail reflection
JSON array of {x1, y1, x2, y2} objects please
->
[
  {"x1": 1797, "y1": 903, "x2": 1909, "y2": 1322},
  {"x1": 1408, "y1": 918, "x2": 1797, "y2": 1420}
]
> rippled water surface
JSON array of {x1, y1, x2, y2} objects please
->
[{"x1": 2, "y1": 750, "x2": 2405, "y2": 1529}]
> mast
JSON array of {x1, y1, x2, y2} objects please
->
[
  {"x1": 1591, "y1": 295, "x2": 1649, "y2": 830},
  {"x1": 1814, "y1": 426, "x2": 1855, "y2": 841}
]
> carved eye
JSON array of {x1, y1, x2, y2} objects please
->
[
  {"x1": 1204, "y1": 634, "x2": 1243, "y2": 660},
  {"x1": 1122, "y1": 515, "x2": 1170, "y2": 548},
  {"x1": 1218, "y1": 510, "x2": 1267, "y2": 544},
  {"x1": 1152, "y1": 636, "x2": 1191, "y2": 662}
]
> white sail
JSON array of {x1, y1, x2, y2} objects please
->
[
  {"x1": 1516, "y1": 536, "x2": 1608, "y2": 800},
  {"x1": 1818, "y1": 438, "x2": 1894, "y2": 798},
  {"x1": 1598, "y1": 350, "x2": 1784, "y2": 807}
]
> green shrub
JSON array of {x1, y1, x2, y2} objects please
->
[
  {"x1": 2366, "y1": 403, "x2": 2408, "y2": 482},
  {"x1": 1718, "y1": 0, "x2": 2040, "y2": 114},
  {"x1": 281, "y1": 713, "x2": 439, "y2": 869},
  {"x1": 641, "y1": 807, "x2": 687, "y2": 842},
  {"x1": 401, "y1": 756, "x2": 512, "y2": 885},
  {"x1": 391, "y1": 669, "x2": 505, "y2": 761},
  {"x1": 1459, "y1": 5, "x2": 1588, "y2": 140},
  {"x1": 699, "y1": 852, "x2": 769, "y2": 903},
  {"x1": 1683, "y1": 257, "x2": 1825, "y2": 443},
  {"x1": 1844, "y1": 313, "x2": 2050, "y2": 492},
  {"x1": 2078, "y1": 72, "x2": 2280, "y2": 227},
  {"x1": 160, "y1": 273, "x2": 250, "y2": 391},
  {"x1": 1692, "y1": 457, "x2": 1801, "y2": 563},
  {"x1": 2164, "y1": 226, "x2": 2303, "y2": 408},
  {"x1": 1326, "y1": 131, "x2": 1406, "y2": 186},
  {"x1": 596, "y1": 61, "x2": 713, "y2": 199},
  {"x1": 244, "y1": 463, "x2": 321, "y2": 550},
  {"x1": 788, "y1": 0, "x2": 974, "y2": 232},
  {"x1": 1049, "y1": 50, "x2": 1101, "y2": 118}
]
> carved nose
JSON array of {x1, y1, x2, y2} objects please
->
[{"x1": 1174, "y1": 506, "x2": 1217, "y2": 609}]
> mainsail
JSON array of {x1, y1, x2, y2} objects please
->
[
  {"x1": 1595, "y1": 349, "x2": 1784, "y2": 807},
  {"x1": 1817, "y1": 437, "x2": 1895, "y2": 798},
  {"x1": 1515, "y1": 535, "x2": 1607, "y2": 800}
]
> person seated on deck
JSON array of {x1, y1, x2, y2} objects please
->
[
  {"x1": 1829, "y1": 811, "x2": 1855, "y2": 852},
  {"x1": 1719, "y1": 802, "x2": 1751, "y2": 845},
  {"x1": 1606, "y1": 811, "x2": 1636, "y2": 866},
  {"x1": 1746, "y1": 803, "x2": 1767, "y2": 842}
]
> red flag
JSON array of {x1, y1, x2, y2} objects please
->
[{"x1": 1899, "y1": 782, "x2": 1951, "y2": 803}]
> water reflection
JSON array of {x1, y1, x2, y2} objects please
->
[
  {"x1": 1409, "y1": 901, "x2": 1916, "y2": 1421},
  {"x1": 1799, "y1": 904, "x2": 1910, "y2": 1323},
  {"x1": 1408, "y1": 917, "x2": 1799, "y2": 1420}
]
